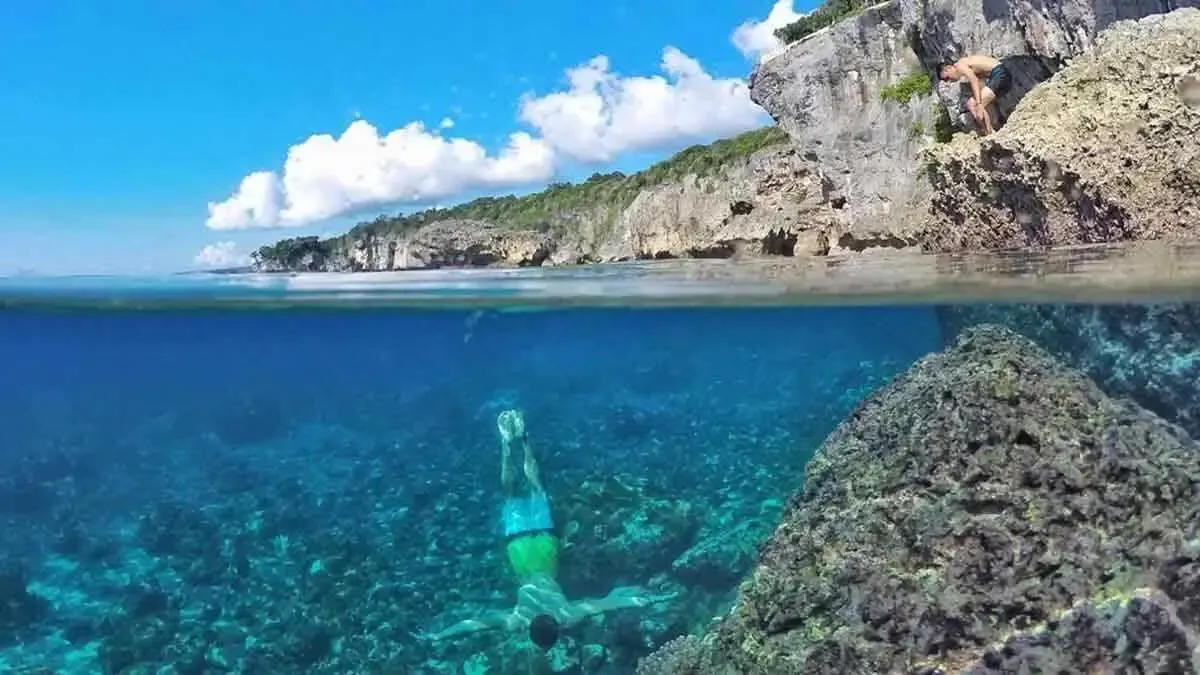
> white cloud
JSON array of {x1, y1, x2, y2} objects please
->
[
  {"x1": 193, "y1": 241, "x2": 247, "y2": 268},
  {"x1": 438, "y1": 117, "x2": 455, "y2": 129},
  {"x1": 518, "y1": 47, "x2": 767, "y2": 164},
  {"x1": 206, "y1": 47, "x2": 768, "y2": 230},
  {"x1": 206, "y1": 121, "x2": 556, "y2": 230},
  {"x1": 732, "y1": 0, "x2": 808, "y2": 63}
]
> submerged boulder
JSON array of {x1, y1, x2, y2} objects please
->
[
  {"x1": 938, "y1": 303, "x2": 1200, "y2": 440},
  {"x1": 640, "y1": 324, "x2": 1200, "y2": 674},
  {"x1": 921, "y1": 9, "x2": 1200, "y2": 252}
]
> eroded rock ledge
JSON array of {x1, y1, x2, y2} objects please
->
[{"x1": 252, "y1": 134, "x2": 842, "y2": 272}]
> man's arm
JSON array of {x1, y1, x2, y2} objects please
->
[
  {"x1": 562, "y1": 586, "x2": 677, "y2": 626},
  {"x1": 417, "y1": 609, "x2": 520, "y2": 641},
  {"x1": 956, "y1": 59, "x2": 985, "y2": 111}
]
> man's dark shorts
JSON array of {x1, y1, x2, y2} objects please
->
[{"x1": 985, "y1": 61, "x2": 1013, "y2": 97}]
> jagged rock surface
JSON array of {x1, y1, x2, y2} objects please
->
[
  {"x1": 920, "y1": 9, "x2": 1200, "y2": 252},
  {"x1": 749, "y1": 1, "x2": 935, "y2": 252},
  {"x1": 639, "y1": 324, "x2": 1200, "y2": 674},
  {"x1": 938, "y1": 302, "x2": 1200, "y2": 440},
  {"x1": 589, "y1": 146, "x2": 836, "y2": 263},
  {"x1": 271, "y1": 144, "x2": 837, "y2": 272},
  {"x1": 749, "y1": 0, "x2": 1198, "y2": 248}
]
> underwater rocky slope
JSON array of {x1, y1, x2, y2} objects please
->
[
  {"x1": 938, "y1": 301, "x2": 1200, "y2": 441},
  {"x1": 638, "y1": 324, "x2": 1200, "y2": 674}
]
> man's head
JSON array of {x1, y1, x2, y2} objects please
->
[
  {"x1": 937, "y1": 61, "x2": 959, "y2": 82},
  {"x1": 529, "y1": 613, "x2": 560, "y2": 650}
]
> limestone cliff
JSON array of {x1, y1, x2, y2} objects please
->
[
  {"x1": 749, "y1": 1, "x2": 938, "y2": 249},
  {"x1": 251, "y1": 128, "x2": 839, "y2": 272},
  {"x1": 920, "y1": 8, "x2": 1200, "y2": 251},
  {"x1": 749, "y1": 0, "x2": 1199, "y2": 249}
]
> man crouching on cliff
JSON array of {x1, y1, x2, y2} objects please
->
[{"x1": 938, "y1": 54, "x2": 1013, "y2": 135}]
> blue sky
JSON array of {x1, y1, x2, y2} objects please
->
[{"x1": 0, "y1": 1, "x2": 812, "y2": 274}]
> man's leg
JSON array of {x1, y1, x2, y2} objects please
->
[
  {"x1": 498, "y1": 410, "x2": 522, "y2": 495},
  {"x1": 522, "y1": 434, "x2": 544, "y2": 494},
  {"x1": 977, "y1": 86, "x2": 997, "y2": 135}
]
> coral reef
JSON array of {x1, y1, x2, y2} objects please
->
[
  {"x1": 640, "y1": 324, "x2": 1200, "y2": 673},
  {"x1": 938, "y1": 302, "x2": 1200, "y2": 439}
]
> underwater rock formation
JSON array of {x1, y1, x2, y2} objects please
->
[
  {"x1": 938, "y1": 302, "x2": 1200, "y2": 440},
  {"x1": 555, "y1": 474, "x2": 701, "y2": 599},
  {"x1": 920, "y1": 9, "x2": 1200, "y2": 252},
  {"x1": 639, "y1": 324, "x2": 1200, "y2": 674}
]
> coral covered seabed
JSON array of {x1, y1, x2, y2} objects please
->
[
  {"x1": 0, "y1": 307, "x2": 935, "y2": 673},
  {"x1": 3, "y1": 302, "x2": 1199, "y2": 673}
]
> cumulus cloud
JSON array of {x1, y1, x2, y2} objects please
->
[
  {"x1": 206, "y1": 46, "x2": 769, "y2": 231},
  {"x1": 193, "y1": 241, "x2": 247, "y2": 268},
  {"x1": 206, "y1": 122, "x2": 555, "y2": 230},
  {"x1": 732, "y1": 0, "x2": 808, "y2": 62},
  {"x1": 518, "y1": 47, "x2": 767, "y2": 164}
]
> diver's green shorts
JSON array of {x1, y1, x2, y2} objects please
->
[{"x1": 506, "y1": 532, "x2": 559, "y2": 580}]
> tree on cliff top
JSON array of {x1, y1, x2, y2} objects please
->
[{"x1": 775, "y1": 0, "x2": 869, "y2": 45}]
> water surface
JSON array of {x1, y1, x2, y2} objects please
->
[{"x1": 2, "y1": 242, "x2": 1199, "y2": 673}]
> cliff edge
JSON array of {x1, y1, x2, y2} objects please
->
[
  {"x1": 750, "y1": 0, "x2": 1199, "y2": 252},
  {"x1": 920, "y1": 9, "x2": 1200, "y2": 251}
]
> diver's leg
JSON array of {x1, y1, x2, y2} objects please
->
[
  {"x1": 522, "y1": 435, "x2": 544, "y2": 494},
  {"x1": 498, "y1": 410, "x2": 521, "y2": 495}
]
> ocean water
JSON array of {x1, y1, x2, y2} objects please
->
[{"x1": 1, "y1": 249, "x2": 1198, "y2": 674}]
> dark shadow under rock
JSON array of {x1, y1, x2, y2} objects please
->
[{"x1": 639, "y1": 324, "x2": 1200, "y2": 674}]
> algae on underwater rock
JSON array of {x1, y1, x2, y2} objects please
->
[{"x1": 638, "y1": 324, "x2": 1200, "y2": 674}]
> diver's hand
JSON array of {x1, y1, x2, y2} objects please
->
[
  {"x1": 641, "y1": 590, "x2": 679, "y2": 606},
  {"x1": 411, "y1": 629, "x2": 439, "y2": 642},
  {"x1": 608, "y1": 585, "x2": 677, "y2": 608}
]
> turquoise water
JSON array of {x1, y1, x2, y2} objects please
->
[{"x1": 1, "y1": 257, "x2": 1198, "y2": 673}]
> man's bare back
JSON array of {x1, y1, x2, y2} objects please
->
[{"x1": 953, "y1": 54, "x2": 1000, "y2": 79}]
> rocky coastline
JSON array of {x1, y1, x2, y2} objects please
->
[{"x1": 252, "y1": 3, "x2": 1199, "y2": 274}]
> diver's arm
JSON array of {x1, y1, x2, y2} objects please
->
[
  {"x1": 563, "y1": 586, "x2": 677, "y2": 625},
  {"x1": 420, "y1": 610, "x2": 520, "y2": 641}
]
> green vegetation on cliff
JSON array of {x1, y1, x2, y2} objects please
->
[
  {"x1": 775, "y1": 0, "x2": 869, "y2": 45},
  {"x1": 254, "y1": 125, "x2": 790, "y2": 267},
  {"x1": 879, "y1": 71, "x2": 933, "y2": 105}
]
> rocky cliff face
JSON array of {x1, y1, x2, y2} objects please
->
[
  {"x1": 587, "y1": 145, "x2": 836, "y2": 262},
  {"x1": 262, "y1": 143, "x2": 839, "y2": 272},
  {"x1": 749, "y1": 1, "x2": 938, "y2": 249},
  {"x1": 921, "y1": 8, "x2": 1200, "y2": 252},
  {"x1": 749, "y1": 0, "x2": 1199, "y2": 248}
]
